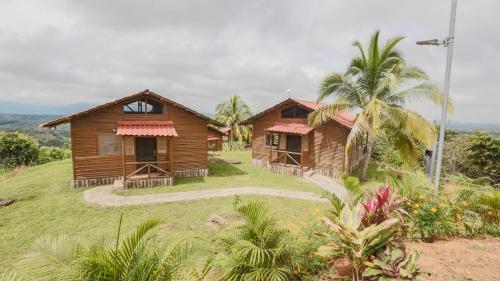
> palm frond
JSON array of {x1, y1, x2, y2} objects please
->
[{"x1": 308, "y1": 100, "x2": 355, "y2": 127}]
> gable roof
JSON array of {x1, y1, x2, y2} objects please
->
[
  {"x1": 40, "y1": 89, "x2": 223, "y2": 127},
  {"x1": 241, "y1": 98, "x2": 356, "y2": 128}
]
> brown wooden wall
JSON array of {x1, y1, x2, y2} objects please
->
[
  {"x1": 70, "y1": 98, "x2": 208, "y2": 180},
  {"x1": 250, "y1": 101, "x2": 350, "y2": 173}
]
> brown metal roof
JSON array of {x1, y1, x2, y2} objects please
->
[
  {"x1": 116, "y1": 121, "x2": 178, "y2": 137},
  {"x1": 40, "y1": 89, "x2": 223, "y2": 127},
  {"x1": 241, "y1": 98, "x2": 355, "y2": 128},
  {"x1": 266, "y1": 123, "x2": 314, "y2": 135}
]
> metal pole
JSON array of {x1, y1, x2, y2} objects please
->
[{"x1": 434, "y1": 0, "x2": 457, "y2": 196}]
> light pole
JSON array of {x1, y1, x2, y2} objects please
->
[{"x1": 416, "y1": 0, "x2": 457, "y2": 196}]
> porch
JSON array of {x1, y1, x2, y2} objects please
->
[
  {"x1": 265, "y1": 123, "x2": 312, "y2": 176},
  {"x1": 117, "y1": 121, "x2": 177, "y2": 188}
]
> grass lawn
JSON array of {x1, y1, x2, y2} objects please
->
[
  {"x1": 117, "y1": 151, "x2": 325, "y2": 196},
  {"x1": 0, "y1": 151, "x2": 329, "y2": 270}
]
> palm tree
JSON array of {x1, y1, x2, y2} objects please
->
[
  {"x1": 19, "y1": 217, "x2": 195, "y2": 281},
  {"x1": 309, "y1": 31, "x2": 452, "y2": 181},
  {"x1": 218, "y1": 202, "x2": 298, "y2": 281},
  {"x1": 215, "y1": 95, "x2": 253, "y2": 150}
]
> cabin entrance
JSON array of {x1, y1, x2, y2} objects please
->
[
  {"x1": 135, "y1": 137, "x2": 157, "y2": 173},
  {"x1": 286, "y1": 135, "x2": 301, "y2": 165}
]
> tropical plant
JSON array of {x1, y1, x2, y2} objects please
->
[
  {"x1": 19, "y1": 217, "x2": 195, "y2": 281},
  {"x1": 328, "y1": 176, "x2": 363, "y2": 218},
  {"x1": 218, "y1": 201, "x2": 298, "y2": 281},
  {"x1": 362, "y1": 185, "x2": 406, "y2": 226},
  {"x1": 309, "y1": 31, "x2": 451, "y2": 181},
  {"x1": 319, "y1": 204, "x2": 399, "y2": 280},
  {"x1": 363, "y1": 247, "x2": 427, "y2": 280},
  {"x1": 215, "y1": 95, "x2": 253, "y2": 149}
]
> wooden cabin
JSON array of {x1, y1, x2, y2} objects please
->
[
  {"x1": 207, "y1": 127, "x2": 226, "y2": 151},
  {"x1": 41, "y1": 90, "x2": 221, "y2": 188},
  {"x1": 242, "y1": 98, "x2": 365, "y2": 178}
]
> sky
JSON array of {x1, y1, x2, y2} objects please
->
[{"x1": 0, "y1": 0, "x2": 498, "y2": 123}]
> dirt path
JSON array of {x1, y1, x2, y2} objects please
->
[
  {"x1": 83, "y1": 185, "x2": 328, "y2": 206},
  {"x1": 408, "y1": 238, "x2": 500, "y2": 281}
]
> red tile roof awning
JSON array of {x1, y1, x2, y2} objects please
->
[
  {"x1": 266, "y1": 123, "x2": 313, "y2": 135},
  {"x1": 116, "y1": 121, "x2": 178, "y2": 137}
]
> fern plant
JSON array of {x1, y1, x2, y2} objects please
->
[
  {"x1": 19, "y1": 216, "x2": 195, "y2": 281},
  {"x1": 218, "y1": 201, "x2": 298, "y2": 281}
]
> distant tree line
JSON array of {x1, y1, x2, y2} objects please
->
[{"x1": 0, "y1": 132, "x2": 71, "y2": 170}]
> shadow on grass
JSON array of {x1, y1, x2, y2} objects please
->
[
  {"x1": 208, "y1": 158, "x2": 247, "y2": 177},
  {"x1": 176, "y1": 177, "x2": 206, "y2": 186}
]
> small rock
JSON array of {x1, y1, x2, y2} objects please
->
[
  {"x1": 208, "y1": 214, "x2": 228, "y2": 225},
  {"x1": 0, "y1": 199, "x2": 15, "y2": 207}
]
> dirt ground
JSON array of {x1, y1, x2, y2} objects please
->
[{"x1": 408, "y1": 238, "x2": 500, "y2": 281}]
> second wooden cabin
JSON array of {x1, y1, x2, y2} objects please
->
[{"x1": 242, "y1": 98, "x2": 366, "y2": 178}]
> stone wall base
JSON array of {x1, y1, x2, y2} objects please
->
[
  {"x1": 251, "y1": 158, "x2": 341, "y2": 179},
  {"x1": 174, "y1": 168, "x2": 208, "y2": 179},
  {"x1": 313, "y1": 168, "x2": 341, "y2": 179},
  {"x1": 125, "y1": 177, "x2": 174, "y2": 188},
  {"x1": 72, "y1": 176, "x2": 122, "y2": 188},
  {"x1": 269, "y1": 164, "x2": 304, "y2": 177}
]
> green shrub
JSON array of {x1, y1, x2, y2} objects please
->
[
  {"x1": 0, "y1": 132, "x2": 40, "y2": 169},
  {"x1": 464, "y1": 131, "x2": 500, "y2": 183},
  {"x1": 38, "y1": 146, "x2": 71, "y2": 164}
]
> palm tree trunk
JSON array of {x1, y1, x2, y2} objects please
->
[
  {"x1": 229, "y1": 127, "x2": 234, "y2": 151},
  {"x1": 361, "y1": 135, "x2": 375, "y2": 182}
]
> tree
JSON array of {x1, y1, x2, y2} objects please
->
[
  {"x1": 215, "y1": 95, "x2": 253, "y2": 150},
  {"x1": 0, "y1": 132, "x2": 40, "y2": 169},
  {"x1": 464, "y1": 131, "x2": 500, "y2": 183},
  {"x1": 309, "y1": 31, "x2": 451, "y2": 181}
]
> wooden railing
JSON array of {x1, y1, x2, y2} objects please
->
[
  {"x1": 269, "y1": 149, "x2": 302, "y2": 167},
  {"x1": 124, "y1": 161, "x2": 171, "y2": 181}
]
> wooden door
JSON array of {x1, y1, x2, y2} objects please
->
[
  {"x1": 286, "y1": 135, "x2": 301, "y2": 165},
  {"x1": 135, "y1": 137, "x2": 157, "y2": 173}
]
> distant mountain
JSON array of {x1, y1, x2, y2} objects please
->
[
  {"x1": 0, "y1": 101, "x2": 95, "y2": 115},
  {"x1": 0, "y1": 114, "x2": 69, "y2": 147},
  {"x1": 447, "y1": 122, "x2": 500, "y2": 134}
]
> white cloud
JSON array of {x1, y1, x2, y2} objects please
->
[{"x1": 0, "y1": 0, "x2": 498, "y2": 123}]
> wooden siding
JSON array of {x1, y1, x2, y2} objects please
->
[
  {"x1": 70, "y1": 98, "x2": 207, "y2": 180},
  {"x1": 311, "y1": 121, "x2": 349, "y2": 171}
]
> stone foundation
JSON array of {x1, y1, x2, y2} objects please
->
[
  {"x1": 269, "y1": 164, "x2": 304, "y2": 177},
  {"x1": 125, "y1": 177, "x2": 174, "y2": 188},
  {"x1": 72, "y1": 176, "x2": 122, "y2": 188},
  {"x1": 174, "y1": 168, "x2": 208, "y2": 179},
  {"x1": 312, "y1": 168, "x2": 341, "y2": 179},
  {"x1": 251, "y1": 158, "x2": 341, "y2": 179}
]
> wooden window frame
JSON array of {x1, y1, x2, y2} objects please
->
[
  {"x1": 97, "y1": 133, "x2": 122, "y2": 156},
  {"x1": 123, "y1": 98, "x2": 165, "y2": 115},
  {"x1": 265, "y1": 132, "x2": 279, "y2": 148}
]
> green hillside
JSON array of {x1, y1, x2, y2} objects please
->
[{"x1": 0, "y1": 114, "x2": 69, "y2": 147}]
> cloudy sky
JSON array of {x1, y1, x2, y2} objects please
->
[{"x1": 0, "y1": 0, "x2": 498, "y2": 123}]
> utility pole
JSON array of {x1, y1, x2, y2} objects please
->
[
  {"x1": 434, "y1": 0, "x2": 457, "y2": 196},
  {"x1": 416, "y1": 0, "x2": 457, "y2": 196}
]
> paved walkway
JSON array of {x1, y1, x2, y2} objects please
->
[
  {"x1": 303, "y1": 171, "x2": 348, "y2": 200},
  {"x1": 84, "y1": 185, "x2": 328, "y2": 207}
]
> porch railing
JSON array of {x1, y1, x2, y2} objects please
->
[
  {"x1": 124, "y1": 161, "x2": 171, "y2": 181},
  {"x1": 269, "y1": 149, "x2": 302, "y2": 167}
]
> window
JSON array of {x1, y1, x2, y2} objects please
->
[
  {"x1": 281, "y1": 105, "x2": 311, "y2": 118},
  {"x1": 265, "y1": 132, "x2": 279, "y2": 147},
  {"x1": 123, "y1": 98, "x2": 164, "y2": 114},
  {"x1": 97, "y1": 134, "x2": 122, "y2": 155}
]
